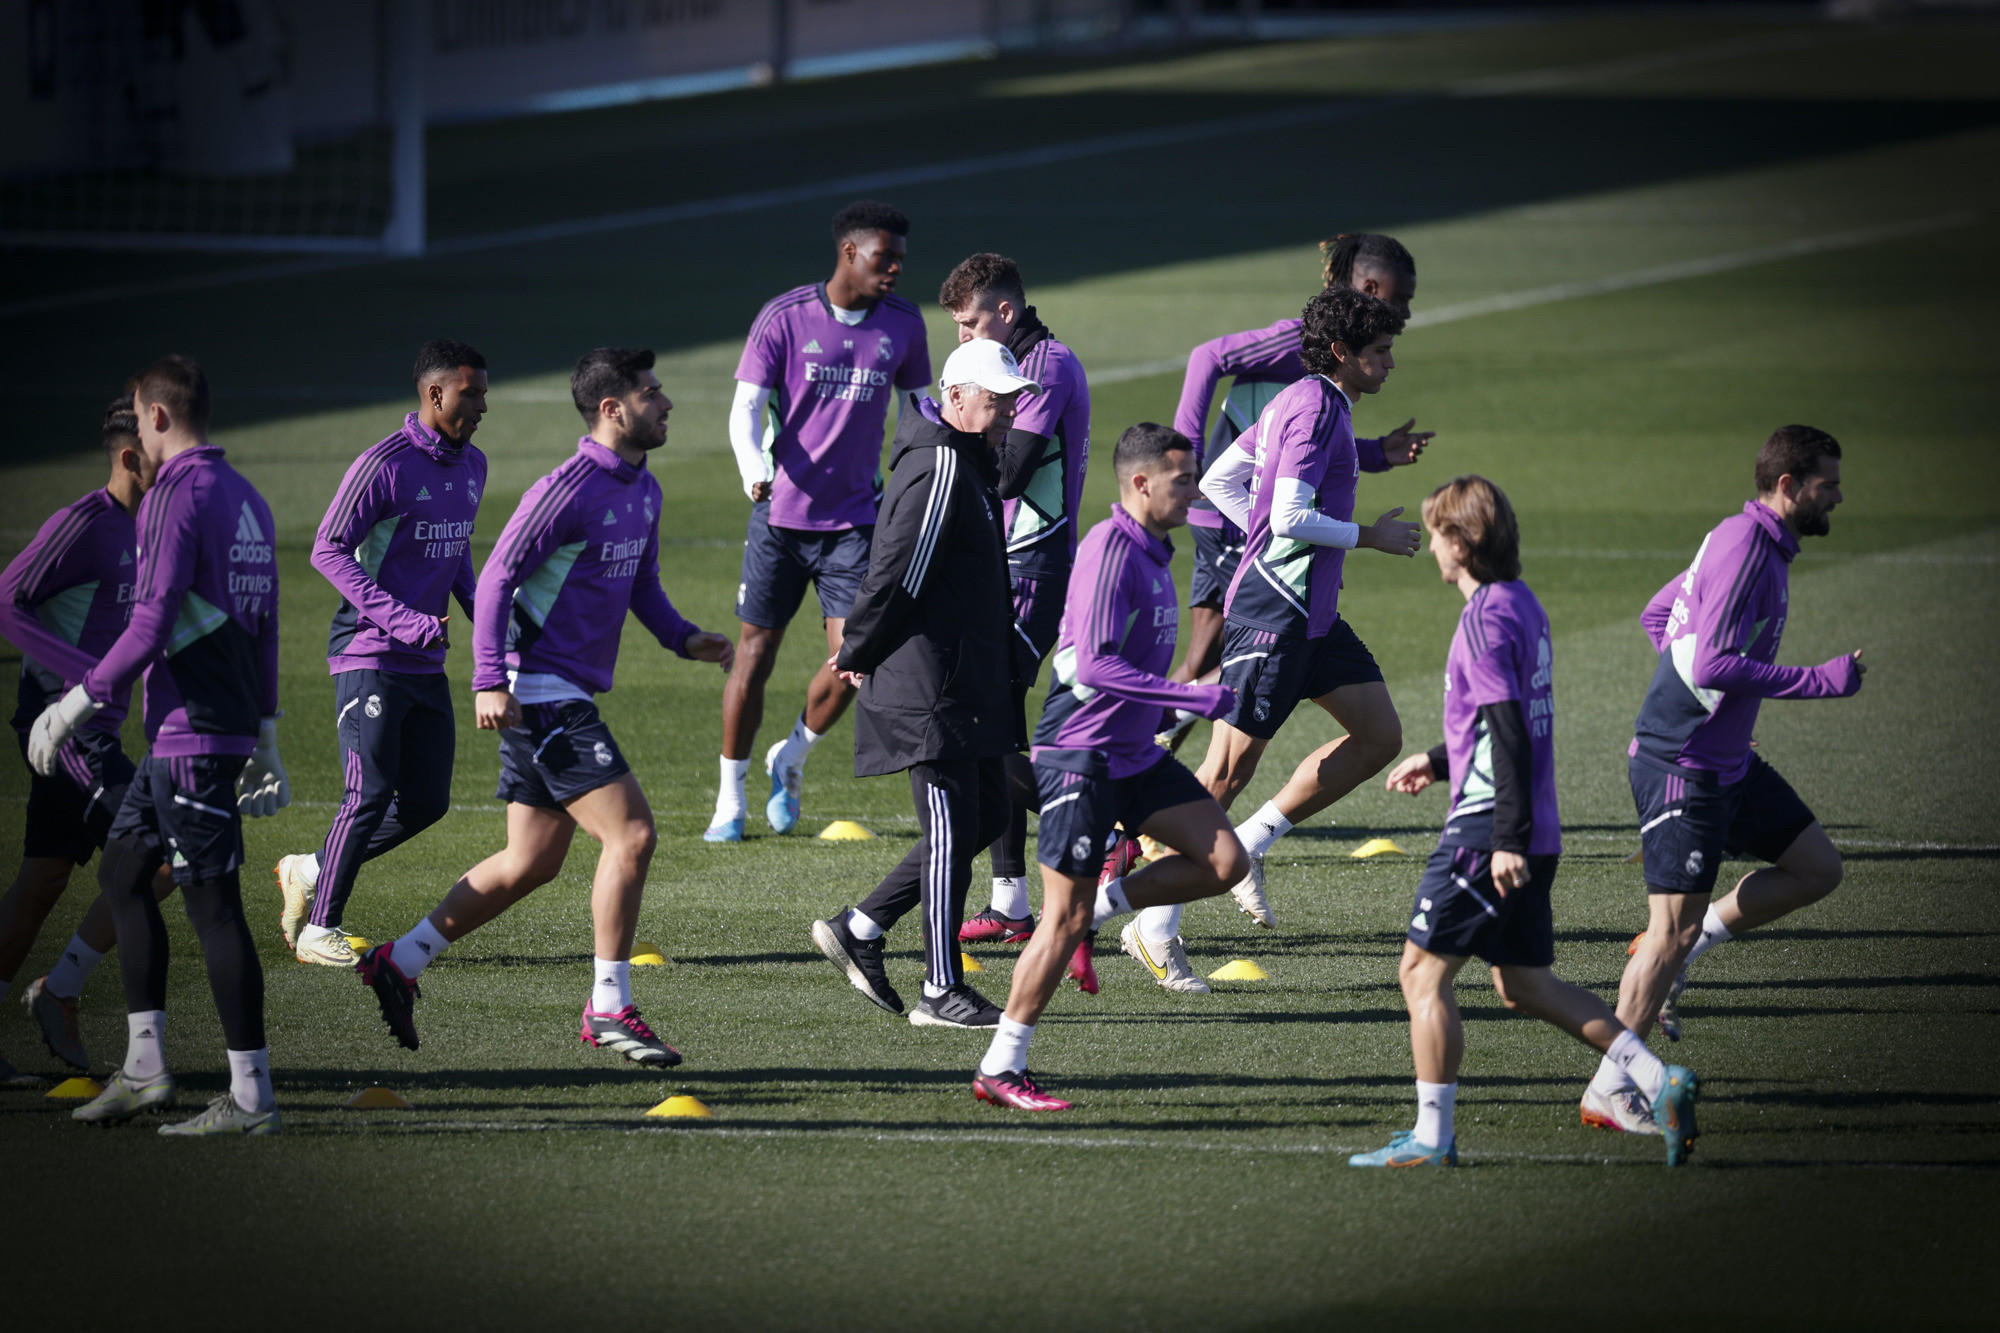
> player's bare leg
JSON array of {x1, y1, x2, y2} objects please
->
[
  {"x1": 1615, "y1": 892, "x2": 1707, "y2": 1036},
  {"x1": 4, "y1": 860, "x2": 175, "y2": 1074},
  {"x1": 1273, "y1": 681, "x2": 1404, "y2": 823},
  {"x1": 0, "y1": 859, "x2": 77, "y2": 984},
  {"x1": 1712, "y1": 822, "x2": 1843, "y2": 934},
  {"x1": 758, "y1": 616, "x2": 856, "y2": 836},
  {"x1": 801, "y1": 616, "x2": 857, "y2": 736},
  {"x1": 565, "y1": 774, "x2": 658, "y2": 963},
  {"x1": 711, "y1": 620, "x2": 785, "y2": 838},
  {"x1": 1196, "y1": 720, "x2": 1267, "y2": 811}
]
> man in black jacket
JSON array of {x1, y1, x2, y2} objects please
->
[{"x1": 810, "y1": 339, "x2": 1038, "y2": 1028}]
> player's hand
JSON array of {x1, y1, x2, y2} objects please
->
[
  {"x1": 408, "y1": 613, "x2": 448, "y2": 650},
  {"x1": 748, "y1": 480, "x2": 772, "y2": 503},
  {"x1": 1384, "y1": 752, "x2": 1435, "y2": 795},
  {"x1": 1491, "y1": 849, "x2": 1529, "y2": 896},
  {"x1": 476, "y1": 688, "x2": 522, "y2": 731},
  {"x1": 27, "y1": 684, "x2": 102, "y2": 777},
  {"x1": 1359, "y1": 507, "x2": 1421, "y2": 557},
  {"x1": 685, "y1": 630, "x2": 735, "y2": 673},
  {"x1": 828, "y1": 653, "x2": 867, "y2": 690},
  {"x1": 238, "y1": 716, "x2": 291, "y2": 819},
  {"x1": 1851, "y1": 648, "x2": 1867, "y2": 683},
  {"x1": 1379, "y1": 419, "x2": 1434, "y2": 466}
]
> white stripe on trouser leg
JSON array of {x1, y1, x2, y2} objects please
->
[{"x1": 928, "y1": 780, "x2": 954, "y2": 992}]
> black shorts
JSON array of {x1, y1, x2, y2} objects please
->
[
  {"x1": 1189, "y1": 522, "x2": 1245, "y2": 610},
  {"x1": 1033, "y1": 753, "x2": 1211, "y2": 877},
  {"x1": 17, "y1": 728, "x2": 135, "y2": 865},
  {"x1": 497, "y1": 699, "x2": 631, "y2": 809},
  {"x1": 1629, "y1": 751, "x2": 1816, "y2": 895},
  {"x1": 735, "y1": 500, "x2": 873, "y2": 629},
  {"x1": 1408, "y1": 844, "x2": 1559, "y2": 967},
  {"x1": 106, "y1": 755, "x2": 245, "y2": 885},
  {"x1": 1216, "y1": 618, "x2": 1383, "y2": 740}
]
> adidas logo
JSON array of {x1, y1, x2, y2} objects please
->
[
  {"x1": 416, "y1": 485, "x2": 432, "y2": 501},
  {"x1": 138, "y1": 1028, "x2": 155, "y2": 1038},
  {"x1": 418, "y1": 941, "x2": 433, "y2": 954},
  {"x1": 804, "y1": 339, "x2": 822, "y2": 353},
  {"x1": 119, "y1": 549, "x2": 132, "y2": 565},
  {"x1": 603, "y1": 508, "x2": 617, "y2": 526},
  {"x1": 235, "y1": 503, "x2": 265, "y2": 543}
]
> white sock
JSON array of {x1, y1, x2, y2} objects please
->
[
  {"x1": 989, "y1": 876, "x2": 1030, "y2": 919},
  {"x1": 45, "y1": 934, "x2": 106, "y2": 999},
  {"x1": 979, "y1": 1016, "x2": 1035, "y2": 1076},
  {"x1": 298, "y1": 923, "x2": 339, "y2": 946},
  {"x1": 1607, "y1": 1028, "x2": 1667, "y2": 1104},
  {"x1": 1415, "y1": 1079, "x2": 1457, "y2": 1146},
  {"x1": 1137, "y1": 902, "x2": 1181, "y2": 947},
  {"x1": 1091, "y1": 876, "x2": 1132, "y2": 930},
  {"x1": 226, "y1": 1047, "x2": 274, "y2": 1112},
  {"x1": 298, "y1": 852, "x2": 321, "y2": 889},
  {"x1": 124, "y1": 1010, "x2": 167, "y2": 1082},
  {"x1": 922, "y1": 982, "x2": 947, "y2": 999},
  {"x1": 714, "y1": 756, "x2": 751, "y2": 822},
  {"x1": 1591, "y1": 1053, "x2": 1634, "y2": 1095},
  {"x1": 780, "y1": 714, "x2": 824, "y2": 768},
  {"x1": 1235, "y1": 802, "x2": 1293, "y2": 859},
  {"x1": 391, "y1": 918, "x2": 451, "y2": 979},
  {"x1": 591, "y1": 958, "x2": 632, "y2": 1014},
  {"x1": 1684, "y1": 903, "x2": 1734, "y2": 969},
  {"x1": 845, "y1": 908, "x2": 884, "y2": 941}
]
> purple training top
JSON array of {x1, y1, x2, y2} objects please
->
[
  {"x1": 85, "y1": 446, "x2": 279, "y2": 757},
  {"x1": 314, "y1": 412, "x2": 485, "y2": 675},
  {"x1": 1002, "y1": 333, "x2": 1091, "y2": 575},
  {"x1": 472, "y1": 438, "x2": 700, "y2": 696},
  {"x1": 1634, "y1": 500, "x2": 1861, "y2": 784},
  {"x1": 1032, "y1": 504, "x2": 1232, "y2": 779},
  {"x1": 1442, "y1": 579, "x2": 1561, "y2": 856},
  {"x1": 735, "y1": 283, "x2": 933, "y2": 532},
  {"x1": 0, "y1": 488, "x2": 137, "y2": 735},
  {"x1": 1223, "y1": 375, "x2": 1357, "y2": 641}
]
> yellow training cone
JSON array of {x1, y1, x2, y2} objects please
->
[
  {"x1": 1208, "y1": 959, "x2": 1271, "y2": 981},
  {"x1": 344, "y1": 1086, "x2": 412, "y2": 1110},
  {"x1": 1350, "y1": 838, "x2": 1409, "y2": 859},
  {"x1": 819, "y1": 820, "x2": 875, "y2": 840},
  {"x1": 344, "y1": 935, "x2": 373, "y2": 952},
  {"x1": 960, "y1": 952, "x2": 984, "y2": 973},
  {"x1": 646, "y1": 1094, "x2": 714, "y2": 1119},
  {"x1": 1624, "y1": 849, "x2": 1645, "y2": 865},
  {"x1": 45, "y1": 1077, "x2": 103, "y2": 1100},
  {"x1": 630, "y1": 941, "x2": 670, "y2": 966}
]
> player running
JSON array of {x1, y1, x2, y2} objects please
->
[
  {"x1": 709, "y1": 201, "x2": 934, "y2": 841},
  {"x1": 1354, "y1": 476, "x2": 1698, "y2": 1167},
  {"x1": 933, "y1": 254, "x2": 1092, "y2": 949},
  {"x1": 1584, "y1": 426, "x2": 1862, "y2": 1130},
  {"x1": 0, "y1": 398, "x2": 175, "y2": 1084},
  {"x1": 971, "y1": 424, "x2": 1248, "y2": 1110},
  {"x1": 274, "y1": 340, "x2": 488, "y2": 967},
  {"x1": 29, "y1": 356, "x2": 290, "y2": 1135},
  {"x1": 357, "y1": 349, "x2": 731, "y2": 1063},
  {"x1": 1160, "y1": 234, "x2": 1430, "y2": 750}
]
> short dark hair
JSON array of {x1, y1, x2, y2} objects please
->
[
  {"x1": 570, "y1": 347, "x2": 656, "y2": 424},
  {"x1": 832, "y1": 200, "x2": 909, "y2": 245},
  {"x1": 413, "y1": 339, "x2": 487, "y2": 384},
  {"x1": 1422, "y1": 475, "x2": 1521, "y2": 584},
  {"x1": 101, "y1": 395, "x2": 138, "y2": 458},
  {"x1": 1319, "y1": 232, "x2": 1415, "y2": 290},
  {"x1": 127, "y1": 354, "x2": 211, "y2": 436},
  {"x1": 1299, "y1": 286, "x2": 1406, "y2": 377},
  {"x1": 1755, "y1": 425, "x2": 1841, "y2": 496},
  {"x1": 939, "y1": 253, "x2": 1026, "y2": 312},
  {"x1": 1113, "y1": 422, "x2": 1194, "y2": 486}
]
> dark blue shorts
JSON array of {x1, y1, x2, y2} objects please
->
[
  {"x1": 1216, "y1": 617, "x2": 1383, "y2": 740},
  {"x1": 1408, "y1": 845, "x2": 1559, "y2": 967},
  {"x1": 497, "y1": 699, "x2": 631, "y2": 809},
  {"x1": 18, "y1": 728, "x2": 136, "y2": 864},
  {"x1": 1008, "y1": 566, "x2": 1068, "y2": 703},
  {"x1": 736, "y1": 501, "x2": 873, "y2": 629},
  {"x1": 1629, "y1": 751, "x2": 1815, "y2": 895},
  {"x1": 1189, "y1": 522, "x2": 1245, "y2": 609},
  {"x1": 106, "y1": 755, "x2": 245, "y2": 885},
  {"x1": 1033, "y1": 753, "x2": 1211, "y2": 876}
]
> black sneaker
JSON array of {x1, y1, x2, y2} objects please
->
[
  {"x1": 811, "y1": 911, "x2": 904, "y2": 1015},
  {"x1": 580, "y1": 1004, "x2": 682, "y2": 1067},
  {"x1": 357, "y1": 942, "x2": 421, "y2": 1051},
  {"x1": 909, "y1": 982, "x2": 1002, "y2": 1029}
]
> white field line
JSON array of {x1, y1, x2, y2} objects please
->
[{"x1": 1525, "y1": 546, "x2": 1999, "y2": 566}]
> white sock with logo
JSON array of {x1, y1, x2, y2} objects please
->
[
  {"x1": 1091, "y1": 877, "x2": 1132, "y2": 930},
  {"x1": 391, "y1": 918, "x2": 451, "y2": 979},
  {"x1": 776, "y1": 714, "x2": 824, "y2": 776},
  {"x1": 298, "y1": 852, "x2": 321, "y2": 889},
  {"x1": 590, "y1": 958, "x2": 632, "y2": 1014},
  {"x1": 226, "y1": 1047, "x2": 274, "y2": 1113},
  {"x1": 1607, "y1": 1028, "x2": 1668, "y2": 1104},
  {"x1": 845, "y1": 908, "x2": 884, "y2": 941},
  {"x1": 1683, "y1": 904, "x2": 1734, "y2": 970},
  {"x1": 1590, "y1": 1052, "x2": 1635, "y2": 1096},
  {"x1": 1235, "y1": 802, "x2": 1293, "y2": 859},
  {"x1": 1415, "y1": 1079, "x2": 1456, "y2": 1147},
  {"x1": 714, "y1": 756, "x2": 750, "y2": 823},
  {"x1": 298, "y1": 923, "x2": 340, "y2": 946},
  {"x1": 45, "y1": 934, "x2": 105, "y2": 999},
  {"x1": 1136, "y1": 903, "x2": 1181, "y2": 948},
  {"x1": 979, "y1": 1016, "x2": 1034, "y2": 1077},
  {"x1": 989, "y1": 876, "x2": 1030, "y2": 919},
  {"x1": 124, "y1": 1010, "x2": 167, "y2": 1082}
]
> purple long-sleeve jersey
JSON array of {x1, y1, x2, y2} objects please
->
[
  {"x1": 1032, "y1": 505, "x2": 1231, "y2": 779},
  {"x1": 1223, "y1": 376, "x2": 1358, "y2": 641},
  {"x1": 0, "y1": 488, "x2": 137, "y2": 735},
  {"x1": 1002, "y1": 334, "x2": 1091, "y2": 574},
  {"x1": 1174, "y1": 317, "x2": 1387, "y2": 531},
  {"x1": 314, "y1": 412, "x2": 484, "y2": 675},
  {"x1": 1633, "y1": 500, "x2": 1861, "y2": 783},
  {"x1": 79, "y1": 446, "x2": 278, "y2": 757},
  {"x1": 472, "y1": 438, "x2": 699, "y2": 696}
]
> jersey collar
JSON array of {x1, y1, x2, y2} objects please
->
[
  {"x1": 1107, "y1": 501, "x2": 1174, "y2": 563},
  {"x1": 576, "y1": 436, "x2": 645, "y2": 482},
  {"x1": 404, "y1": 411, "x2": 468, "y2": 463},
  {"x1": 1745, "y1": 499, "x2": 1801, "y2": 562}
]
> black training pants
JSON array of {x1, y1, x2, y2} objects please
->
[{"x1": 857, "y1": 756, "x2": 1010, "y2": 992}]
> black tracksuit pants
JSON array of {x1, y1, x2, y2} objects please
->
[{"x1": 857, "y1": 756, "x2": 1010, "y2": 993}]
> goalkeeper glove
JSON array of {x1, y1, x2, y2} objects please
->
[{"x1": 27, "y1": 684, "x2": 102, "y2": 777}]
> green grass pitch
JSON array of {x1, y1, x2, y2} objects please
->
[{"x1": 2, "y1": 14, "x2": 1997, "y2": 1329}]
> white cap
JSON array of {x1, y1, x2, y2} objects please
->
[{"x1": 938, "y1": 338, "x2": 1040, "y2": 396}]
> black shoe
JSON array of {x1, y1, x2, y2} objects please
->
[
  {"x1": 357, "y1": 942, "x2": 421, "y2": 1051},
  {"x1": 811, "y1": 911, "x2": 904, "y2": 1015},
  {"x1": 908, "y1": 982, "x2": 1002, "y2": 1029}
]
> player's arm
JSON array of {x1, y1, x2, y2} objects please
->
[
  {"x1": 1639, "y1": 574, "x2": 1683, "y2": 652},
  {"x1": 1385, "y1": 742, "x2": 1449, "y2": 795},
  {"x1": 1198, "y1": 437, "x2": 1258, "y2": 530},
  {"x1": 1356, "y1": 420, "x2": 1433, "y2": 472},
  {"x1": 469, "y1": 479, "x2": 575, "y2": 728},
  {"x1": 1265, "y1": 409, "x2": 1417, "y2": 555},
  {"x1": 311, "y1": 451, "x2": 446, "y2": 649},
  {"x1": 1460, "y1": 610, "x2": 1533, "y2": 888},
  {"x1": 728, "y1": 380, "x2": 775, "y2": 501},
  {"x1": 0, "y1": 507, "x2": 100, "y2": 683},
  {"x1": 1174, "y1": 326, "x2": 1299, "y2": 467},
  {"x1": 836, "y1": 445, "x2": 949, "y2": 679},
  {"x1": 630, "y1": 510, "x2": 732, "y2": 672},
  {"x1": 1069, "y1": 544, "x2": 1233, "y2": 719},
  {"x1": 1689, "y1": 568, "x2": 1863, "y2": 699},
  {"x1": 997, "y1": 373, "x2": 1065, "y2": 500},
  {"x1": 237, "y1": 564, "x2": 289, "y2": 818}
]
